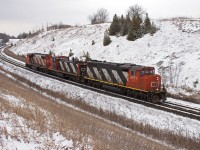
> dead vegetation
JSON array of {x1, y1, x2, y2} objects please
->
[
  {"x1": 0, "y1": 69, "x2": 171, "y2": 150},
  {"x1": 0, "y1": 105, "x2": 71, "y2": 149},
  {"x1": 0, "y1": 66, "x2": 200, "y2": 150},
  {"x1": 159, "y1": 63, "x2": 200, "y2": 104},
  {"x1": 166, "y1": 84, "x2": 200, "y2": 104},
  {"x1": 167, "y1": 91, "x2": 200, "y2": 104}
]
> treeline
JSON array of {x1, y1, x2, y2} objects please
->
[
  {"x1": 109, "y1": 12, "x2": 157, "y2": 41},
  {"x1": 46, "y1": 23, "x2": 71, "y2": 31},
  {"x1": 17, "y1": 22, "x2": 72, "y2": 39},
  {"x1": 0, "y1": 33, "x2": 16, "y2": 45},
  {"x1": 109, "y1": 5, "x2": 157, "y2": 42},
  {"x1": 89, "y1": 5, "x2": 159, "y2": 46}
]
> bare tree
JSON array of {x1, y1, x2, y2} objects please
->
[
  {"x1": 88, "y1": 8, "x2": 109, "y2": 24},
  {"x1": 168, "y1": 61, "x2": 183, "y2": 87},
  {"x1": 158, "y1": 66, "x2": 168, "y2": 86},
  {"x1": 127, "y1": 4, "x2": 145, "y2": 19},
  {"x1": 96, "y1": 8, "x2": 109, "y2": 23}
]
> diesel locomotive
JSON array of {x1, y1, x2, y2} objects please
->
[{"x1": 26, "y1": 53, "x2": 166, "y2": 103}]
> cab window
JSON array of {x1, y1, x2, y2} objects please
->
[
  {"x1": 140, "y1": 68, "x2": 155, "y2": 76},
  {"x1": 132, "y1": 71, "x2": 136, "y2": 76},
  {"x1": 140, "y1": 70, "x2": 145, "y2": 76},
  {"x1": 146, "y1": 69, "x2": 155, "y2": 75}
]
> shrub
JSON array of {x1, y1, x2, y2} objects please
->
[
  {"x1": 92, "y1": 40, "x2": 95, "y2": 45},
  {"x1": 103, "y1": 33, "x2": 111, "y2": 46}
]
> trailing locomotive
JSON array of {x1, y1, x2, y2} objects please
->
[{"x1": 26, "y1": 53, "x2": 166, "y2": 103}]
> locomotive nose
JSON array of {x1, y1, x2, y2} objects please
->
[{"x1": 149, "y1": 75, "x2": 161, "y2": 91}]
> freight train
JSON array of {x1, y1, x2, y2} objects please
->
[{"x1": 25, "y1": 53, "x2": 166, "y2": 103}]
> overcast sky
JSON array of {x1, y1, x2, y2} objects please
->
[{"x1": 0, "y1": 0, "x2": 200, "y2": 36}]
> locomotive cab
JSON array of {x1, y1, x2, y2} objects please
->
[
  {"x1": 127, "y1": 66, "x2": 161, "y2": 92},
  {"x1": 126, "y1": 66, "x2": 166, "y2": 102}
]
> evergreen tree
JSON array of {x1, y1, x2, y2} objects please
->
[
  {"x1": 143, "y1": 13, "x2": 151, "y2": 34},
  {"x1": 149, "y1": 22, "x2": 158, "y2": 36},
  {"x1": 69, "y1": 49, "x2": 74, "y2": 57},
  {"x1": 132, "y1": 15, "x2": 142, "y2": 38},
  {"x1": 126, "y1": 13, "x2": 132, "y2": 32},
  {"x1": 86, "y1": 52, "x2": 91, "y2": 61},
  {"x1": 92, "y1": 40, "x2": 95, "y2": 45},
  {"x1": 82, "y1": 51, "x2": 91, "y2": 61},
  {"x1": 120, "y1": 14, "x2": 131, "y2": 36},
  {"x1": 109, "y1": 14, "x2": 120, "y2": 35},
  {"x1": 103, "y1": 30, "x2": 112, "y2": 46},
  {"x1": 119, "y1": 15, "x2": 124, "y2": 28},
  {"x1": 127, "y1": 27, "x2": 137, "y2": 41},
  {"x1": 91, "y1": 16, "x2": 97, "y2": 24},
  {"x1": 121, "y1": 22, "x2": 128, "y2": 36}
]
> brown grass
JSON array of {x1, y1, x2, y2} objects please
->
[
  {"x1": 1, "y1": 67, "x2": 200, "y2": 150},
  {"x1": 168, "y1": 93, "x2": 200, "y2": 104},
  {"x1": 0, "y1": 101, "x2": 71, "y2": 149},
  {"x1": 0, "y1": 69, "x2": 172, "y2": 150},
  {"x1": 167, "y1": 85, "x2": 200, "y2": 104}
]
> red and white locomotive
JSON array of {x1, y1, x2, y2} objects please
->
[{"x1": 26, "y1": 53, "x2": 166, "y2": 103}]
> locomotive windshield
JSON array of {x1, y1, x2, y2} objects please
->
[{"x1": 140, "y1": 68, "x2": 155, "y2": 76}]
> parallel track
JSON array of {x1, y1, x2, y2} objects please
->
[
  {"x1": 1, "y1": 46, "x2": 200, "y2": 121},
  {"x1": 164, "y1": 101, "x2": 200, "y2": 115}
]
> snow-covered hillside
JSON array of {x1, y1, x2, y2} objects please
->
[{"x1": 11, "y1": 19, "x2": 200, "y2": 90}]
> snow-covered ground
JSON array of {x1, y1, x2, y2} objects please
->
[
  {"x1": 0, "y1": 60, "x2": 200, "y2": 140},
  {"x1": 7, "y1": 39, "x2": 20, "y2": 45},
  {"x1": 0, "y1": 94, "x2": 74, "y2": 150},
  {"x1": 10, "y1": 19, "x2": 200, "y2": 92},
  {"x1": 172, "y1": 18, "x2": 200, "y2": 33},
  {"x1": 2, "y1": 18, "x2": 200, "y2": 147},
  {"x1": 0, "y1": 113, "x2": 73, "y2": 149}
]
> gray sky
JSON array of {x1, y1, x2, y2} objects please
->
[{"x1": 0, "y1": 0, "x2": 200, "y2": 36}]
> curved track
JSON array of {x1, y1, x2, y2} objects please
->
[{"x1": 1, "y1": 46, "x2": 200, "y2": 121}]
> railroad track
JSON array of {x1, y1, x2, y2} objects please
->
[
  {"x1": 1, "y1": 46, "x2": 200, "y2": 121},
  {"x1": 164, "y1": 101, "x2": 200, "y2": 115}
]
